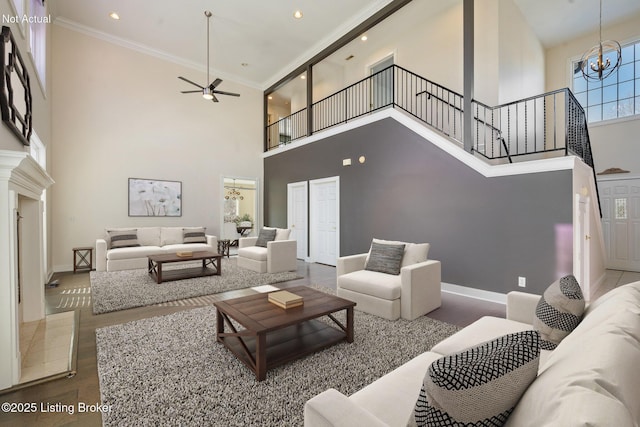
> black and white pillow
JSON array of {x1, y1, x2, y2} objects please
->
[
  {"x1": 108, "y1": 229, "x2": 139, "y2": 249},
  {"x1": 255, "y1": 228, "x2": 277, "y2": 248},
  {"x1": 365, "y1": 241, "x2": 405, "y2": 275},
  {"x1": 533, "y1": 275, "x2": 585, "y2": 350},
  {"x1": 183, "y1": 227, "x2": 206, "y2": 244},
  {"x1": 413, "y1": 330, "x2": 540, "y2": 427}
]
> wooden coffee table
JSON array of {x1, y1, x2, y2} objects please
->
[
  {"x1": 214, "y1": 286, "x2": 356, "y2": 381},
  {"x1": 148, "y1": 250, "x2": 221, "y2": 284}
]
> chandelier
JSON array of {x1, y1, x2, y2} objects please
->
[
  {"x1": 580, "y1": 0, "x2": 621, "y2": 81},
  {"x1": 225, "y1": 181, "x2": 244, "y2": 200}
]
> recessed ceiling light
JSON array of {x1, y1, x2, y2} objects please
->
[
  {"x1": 109, "y1": 12, "x2": 120, "y2": 20},
  {"x1": 301, "y1": 75, "x2": 306, "y2": 80},
  {"x1": 361, "y1": 35, "x2": 368, "y2": 41},
  {"x1": 268, "y1": 96, "x2": 273, "y2": 100},
  {"x1": 293, "y1": 10, "x2": 303, "y2": 19}
]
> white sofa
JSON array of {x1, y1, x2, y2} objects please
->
[
  {"x1": 236, "y1": 227, "x2": 297, "y2": 274},
  {"x1": 96, "y1": 227, "x2": 218, "y2": 272},
  {"x1": 337, "y1": 240, "x2": 441, "y2": 321},
  {"x1": 305, "y1": 281, "x2": 640, "y2": 426}
]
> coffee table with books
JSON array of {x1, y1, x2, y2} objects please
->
[
  {"x1": 214, "y1": 285, "x2": 356, "y2": 381},
  {"x1": 147, "y1": 250, "x2": 222, "y2": 284}
]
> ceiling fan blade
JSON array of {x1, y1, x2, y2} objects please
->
[
  {"x1": 209, "y1": 78, "x2": 222, "y2": 89},
  {"x1": 213, "y1": 90, "x2": 241, "y2": 97},
  {"x1": 181, "y1": 90, "x2": 202, "y2": 94},
  {"x1": 211, "y1": 94, "x2": 219, "y2": 103},
  {"x1": 178, "y1": 76, "x2": 205, "y2": 89}
]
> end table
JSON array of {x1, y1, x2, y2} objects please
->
[{"x1": 73, "y1": 247, "x2": 93, "y2": 273}]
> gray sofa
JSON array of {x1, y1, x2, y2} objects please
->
[
  {"x1": 96, "y1": 227, "x2": 217, "y2": 272},
  {"x1": 305, "y1": 281, "x2": 640, "y2": 426}
]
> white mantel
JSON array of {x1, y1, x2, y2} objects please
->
[{"x1": 0, "y1": 150, "x2": 54, "y2": 390}]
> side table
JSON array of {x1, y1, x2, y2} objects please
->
[
  {"x1": 73, "y1": 247, "x2": 93, "y2": 273},
  {"x1": 217, "y1": 239, "x2": 231, "y2": 258}
]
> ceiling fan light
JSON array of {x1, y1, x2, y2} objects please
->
[{"x1": 202, "y1": 88, "x2": 214, "y2": 100}]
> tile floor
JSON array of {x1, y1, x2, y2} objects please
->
[{"x1": 19, "y1": 311, "x2": 76, "y2": 384}]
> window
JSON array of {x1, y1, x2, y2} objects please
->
[
  {"x1": 572, "y1": 40, "x2": 640, "y2": 123},
  {"x1": 29, "y1": 0, "x2": 47, "y2": 89}
]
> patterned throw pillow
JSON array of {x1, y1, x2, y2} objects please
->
[
  {"x1": 183, "y1": 227, "x2": 206, "y2": 244},
  {"x1": 255, "y1": 228, "x2": 277, "y2": 247},
  {"x1": 108, "y1": 229, "x2": 139, "y2": 249},
  {"x1": 413, "y1": 330, "x2": 540, "y2": 427},
  {"x1": 533, "y1": 275, "x2": 585, "y2": 350},
  {"x1": 365, "y1": 241, "x2": 405, "y2": 275}
]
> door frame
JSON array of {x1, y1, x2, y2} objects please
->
[
  {"x1": 574, "y1": 194, "x2": 591, "y2": 299},
  {"x1": 287, "y1": 181, "x2": 309, "y2": 261},
  {"x1": 220, "y1": 175, "x2": 260, "y2": 239},
  {"x1": 309, "y1": 176, "x2": 340, "y2": 265}
]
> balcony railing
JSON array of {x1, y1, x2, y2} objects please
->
[{"x1": 265, "y1": 65, "x2": 598, "y2": 211}]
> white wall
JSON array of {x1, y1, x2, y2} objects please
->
[
  {"x1": 50, "y1": 25, "x2": 263, "y2": 271},
  {"x1": 546, "y1": 12, "x2": 640, "y2": 173},
  {"x1": 497, "y1": 0, "x2": 545, "y2": 103},
  {"x1": 284, "y1": 0, "x2": 544, "y2": 113}
]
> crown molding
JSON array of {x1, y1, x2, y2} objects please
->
[{"x1": 53, "y1": 17, "x2": 262, "y2": 90}]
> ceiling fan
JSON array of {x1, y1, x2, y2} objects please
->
[{"x1": 178, "y1": 11, "x2": 240, "y2": 103}]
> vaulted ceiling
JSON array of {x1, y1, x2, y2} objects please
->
[{"x1": 49, "y1": 0, "x2": 640, "y2": 90}]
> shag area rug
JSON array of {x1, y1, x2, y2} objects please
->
[
  {"x1": 90, "y1": 260, "x2": 300, "y2": 314},
  {"x1": 95, "y1": 287, "x2": 460, "y2": 426}
]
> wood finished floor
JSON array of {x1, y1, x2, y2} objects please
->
[{"x1": 0, "y1": 260, "x2": 636, "y2": 427}]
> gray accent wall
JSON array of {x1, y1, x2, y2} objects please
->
[{"x1": 264, "y1": 117, "x2": 573, "y2": 295}]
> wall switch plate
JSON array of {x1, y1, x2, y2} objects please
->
[{"x1": 518, "y1": 276, "x2": 526, "y2": 288}]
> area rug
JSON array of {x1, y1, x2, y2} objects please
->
[
  {"x1": 90, "y1": 260, "x2": 300, "y2": 314},
  {"x1": 95, "y1": 288, "x2": 460, "y2": 426}
]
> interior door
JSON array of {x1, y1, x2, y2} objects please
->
[
  {"x1": 310, "y1": 177, "x2": 339, "y2": 266},
  {"x1": 287, "y1": 181, "x2": 308, "y2": 260},
  {"x1": 369, "y1": 54, "x2": 394, "y2": 111},
  {"x1": 599, "y1": 177, "x2": 640, "y2": 272},
  {"x1": 574, "y1": 195, "x2": 591, "y2": 298}
]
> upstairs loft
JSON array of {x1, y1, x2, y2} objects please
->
[{"x1": 264, "y1": 64, "x2": 599, "y2": 213}]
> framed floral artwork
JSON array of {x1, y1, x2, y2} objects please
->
[{"x1": 128, "y1": 178, "x2": 182, "y2": 217}]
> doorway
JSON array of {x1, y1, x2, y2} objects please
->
[
  {"x1": 309, "y1": 177, "x2": 339, "y2": 266},
  {"x1": 368, "y1": 54, "x2": 394, "y2": 111},
  {"x1": 287, "y1": 181, "x2": 308, "y2": 260},
  {"x1": 221, "y1": 177, "x2": 259, "y2": 248},
  {"x1": 574, "y1": 194, "x2": 591, "y2": 299}
]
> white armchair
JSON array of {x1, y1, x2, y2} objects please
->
[
  {"x1": 236, "y1": 227, "x2": 297, "y2": 274},
  {"x1": 337, "y1": 239, "x2": 441, "y2": 320}
]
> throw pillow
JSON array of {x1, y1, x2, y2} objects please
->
[
  {"x1": 366, "y1": 238, "x2": 430, "y2": 268},
  {"x1": 108, "y1": 229, "x2": 139, "y2": 249},
  {"x1": 533, "y1": 274, "x2": 585, "y2": 350},
  {"x1": 365, "y1": 241, "x2": 405, "y2": 275},
  {"x1": 183, "y1": 227, "x2": 206, "y2": 244},
  {"x1": 255, "y1": 228, "x2": 277, "y2": 247},
  {"x1": 413, "y1": 330, "x2": 541, "y2": 427}
]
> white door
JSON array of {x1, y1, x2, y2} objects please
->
[
  {"x1": 287, "y1": 181, "x2": 308, "y2": 260},
  {"x1": 310, "y1": 177, "x2": 339, "y2": 266},
  {"x1": 369, "y1": 54, "x2": 394, "y2": 110},
  {"x1": 599, "y1": 176, "x2": 640, "y2": 272},
  {"x1": 574, "y1": 195, "x2": 591, "y2": 299}
]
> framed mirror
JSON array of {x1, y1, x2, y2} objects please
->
[{"x1": 1, "y1": 26, "x2": 33, "y2": 146}]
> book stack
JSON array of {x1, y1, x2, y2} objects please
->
[
  {"x1": 268, "y1": 290, "x2": 304, "y2": 309},
  {"x1": 176, "y1": 251, "x2": 193, "y2": 257}
]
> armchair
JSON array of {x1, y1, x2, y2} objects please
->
[
  {"x1": 337, "y1": 239, "x2": 441, "y2": 320},
  {"x1": 236, "y1": 227, "x2": 297, "y2": 274}
]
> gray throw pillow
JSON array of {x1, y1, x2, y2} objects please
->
[
  {"x1": 365, "y1": 241, "x2": 405, "y2": 275},
  {"x1": 533, "y1": 274, "x2": 585, "y2": 350},
  {"x1": 413, "y1": 330, "x2": 540, "y2": 427},
  {"x1": 183, "y1": 227, "x2": 206, "y2": 244},
  {"x1": 255, "y1": 228, "x2": 277, "y2": 247},
  {"x1": 108, "y1": 229, "x2": 139, "y2": 249}
]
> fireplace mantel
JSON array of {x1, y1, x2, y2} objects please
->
[{"x1": 0, "y1": 149, "x2": 54, "y2": 390}]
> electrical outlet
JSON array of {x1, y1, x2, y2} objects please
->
[{"x1": 518, "y1": 276, "x2": 526, "y2": 288}]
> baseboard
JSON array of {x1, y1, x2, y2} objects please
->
[{"x1": 441, "y1": 282, "x2": 507, "y2": 305}]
